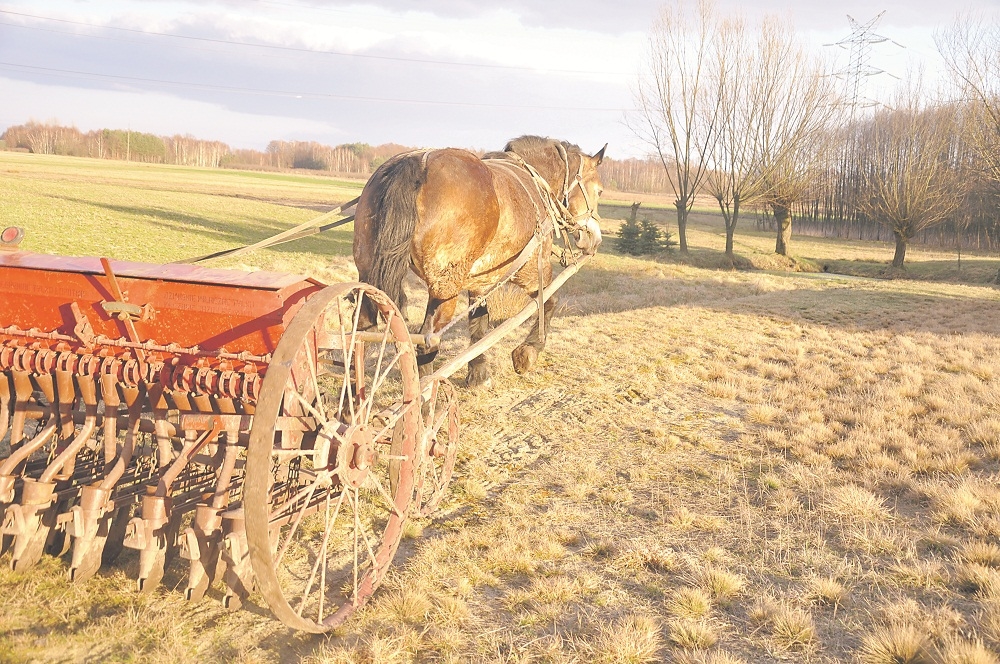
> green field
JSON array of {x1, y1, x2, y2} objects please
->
[{"x1": 3, "y1": 153, "x2": 1000, "y2": 663}]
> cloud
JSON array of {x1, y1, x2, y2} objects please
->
[{"x1": 274, "y1": 0, "x2": 659, "y2": 35}]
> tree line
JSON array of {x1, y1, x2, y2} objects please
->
[
  {"x1": 0, "y1": 122, "x2": 412, "y2": 175},
  {"x1": 633, "y1": 0, "x2": 1000, "y2": 266},
  {"x1": 0, "y1": 121, "x2": 674, "y2": 190}
]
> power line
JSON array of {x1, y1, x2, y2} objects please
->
[
  {"x1": 0, "y1": 8, "x2": 629, "y2": 77},
  {"x1": 0, "y1": 61, "x2": 628, "y2": 112}
]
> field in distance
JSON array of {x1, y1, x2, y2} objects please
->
[{"x1": 3, "y1": 153, "x2": 1000, "y2": 663}]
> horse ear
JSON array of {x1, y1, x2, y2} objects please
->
[{"x1": 592, "y1": 143, "x2": 607, "y2": 165}]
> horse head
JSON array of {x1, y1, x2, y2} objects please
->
[
  {"x1": 566, "y1": 143, "x2": 606, "y2": 255},
  {"x1": 502, "y1": 136, "x2": 607, "y2": 255}
]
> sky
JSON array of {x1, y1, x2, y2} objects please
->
[{"x1": 0, "y1": 0, "x2": 997, "y2": 159}]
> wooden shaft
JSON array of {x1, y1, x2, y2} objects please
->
[{"x1": 347, "y1": 331, "x2": 434, "y2": 347}]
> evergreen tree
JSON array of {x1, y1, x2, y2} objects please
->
[{"x1": 617, "y1": 217, "x2": 641, "y2": 254}]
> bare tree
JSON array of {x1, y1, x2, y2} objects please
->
[
  {"x1": 936, "y1": 16, "x2": 1000, "y2": 187},
  {"x1": 756, "y1": 47, "x2": 841, "y2": 256},
  {"x1": 704, "y1": 15, "x2": 768, "y2": 262},
  {"x1": 631, "y1": 0, "x2": 721, "y2": 254},
  {"x1": 702, "y1": 16, "x2": 841, "y2": 261},
  {"x1": 857, "y1": 88, "x2": 965, "y2": 268}
]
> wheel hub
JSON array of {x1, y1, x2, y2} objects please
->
[{"x1": 337, "y1": 425, "x2": 375, "y2": 488}]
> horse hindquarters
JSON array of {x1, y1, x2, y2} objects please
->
[
  {"x1": 408, "y1": 152, "x2": 500, "y2": 376},
  {"x1": 353, "y1": 154, "x2": 427, "y2": 324}
]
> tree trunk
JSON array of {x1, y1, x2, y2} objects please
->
[
  {"x1": 725, "y1": 196, "x2": 740, "y2": 262},
  {"x1": 774, "y1": 203, "x2": 792, "y2": 255},
  {"x1": 892, "y1": 232, "x2": 907, "y2": 268},
  {"x1": 675, "y1": 201, "x2": 689, "y2": 253}
]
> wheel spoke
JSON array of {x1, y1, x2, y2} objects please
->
[
  {"x1": 304, "y1": 342, "x2": 325, "y2": 423},
  {"x1": 346, "y1": 488, "x2": 380, "y2": 574},
  {"x1": 318, "y1": 490, "x2": 331, "y2": 623},
  {"x1": 366, "y1": 472, "x2": 404, "y2": 518},
  {"x1": 289, "y1": 389, "x2": 326, "y2": 424},
  {"x1": 274, "y1": 480, "x2": 320, "y2": 566},
  {"x1": 364, "y1": 310, "x2": 394, "y2": 422},
  {"x1": 336, "y1": 298, "x2": 354, "y2": 424},
  {"x1": 359, "y1": 351, "x2": 404, "y2": 421},
  {"x1": 296, "y1": 488, "x2": 346, "y2": 617},
  {"x1": 352, "y1": 488, "x2": 359, "y2": 604}
]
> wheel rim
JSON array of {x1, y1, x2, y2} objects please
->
[{"x1": 245, "y1": 283, "x2": 420, "y2": 632}]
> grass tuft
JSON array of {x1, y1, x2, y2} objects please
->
[
  {"x1": 590, "y1": 615, "x2": 663, "y2": 664},
  {"x1": 698, "y1": 567, "x2": 745, "y2": 605},
  {"x1": 939, "y1": 638, "x2": 999, "y2": 664},
  {"x1": 667, "y1": 587, "x2": 713, "y2": 619},
  {"x1": 769, "y1": 604, "x2": 816, "y2": 650},
  {"x1": 806, "y1": 576, "x2": 847, "y2": 607},
  {"x1": 668, "y1": 619, "x2": 718, "y2": 650},
  {"x1": 860, "y1": 624, "x2": 932, "y2": 664}
]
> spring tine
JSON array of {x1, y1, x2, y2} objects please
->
[
  {"x1": 100, "y1": 385, "x2": 143, "y2": 490},
  {"x1": 35, "y1": 372, "x2": 54, "y2": 405},
  {"x1": 147, "y1": 383, "x2": 172, "y2": 469},
  {"x1": 0, "y1": 406, "x2": 57, "y2": 478}
]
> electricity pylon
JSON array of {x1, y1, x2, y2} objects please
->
[{"x1": 826, "y1": 11, "x2": 904, "y2": 118}]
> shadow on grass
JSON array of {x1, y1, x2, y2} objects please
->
[
  {"x1": 559, "y1": 259, "x2": 1000, "y2": 339},
  {"x1": 821, "y1": 257, "x2": 1000, "y2": 285},
  {"x1": 49, "y1": 194, "x2": 355, "y2": 259}
]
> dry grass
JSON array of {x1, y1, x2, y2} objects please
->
[{"x1": 5, "y1": 154, "x2": 1000, "y2": 662}]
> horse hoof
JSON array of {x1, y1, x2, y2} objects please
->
[
  {"x1": 465, "y1": 368, "x2": 492, "y2": 390},
  {"x1": 511, "y1": 345, "x2": 538, "y2": 375}
]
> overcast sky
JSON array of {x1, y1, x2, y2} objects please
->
[{"x1": 0, "y1": 0, "x2": 997, "y2": 159}]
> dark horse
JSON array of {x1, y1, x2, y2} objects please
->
[{"x1": 353, "y1": 136, "x2": 606, "y2": 388}]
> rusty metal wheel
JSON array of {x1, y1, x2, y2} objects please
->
[
  {"x1": 245, "y1": 283, "x2": 421, "y2": 633},
  {"x1": 415, "y1": 379, "x2": 459, "y2": 516}
]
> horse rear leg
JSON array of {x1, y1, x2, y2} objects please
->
[
  {"x1": 466, "y1": 302, "x2": 492, "y2": 389},
  {"x1": 512, "y1": 292, "x2": 558, "y2": 375},
  {"x1": 416, "y1": 296, "x2": 458, "y2": 378}
]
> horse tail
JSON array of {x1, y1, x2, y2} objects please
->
[{"x1": 364, "y1": 153, "x2": 425, "y2": 309}]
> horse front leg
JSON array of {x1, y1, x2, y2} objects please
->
[
  {"x1": 512, "y1": 244, "x2": 555, "y2": 376},
  {"x1": 512, "y1": 291, "x2": 557, "y2": 375},
  {"x1": 466, "y1": 299, "x2": 492, "y2": 389},
  {"x1": 416, "y1": 296, "x2": 458, "y2": 379}
]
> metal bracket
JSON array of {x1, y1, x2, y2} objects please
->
[{"x1": 100, "y1": 300, "x2": 154, "y2": 322}]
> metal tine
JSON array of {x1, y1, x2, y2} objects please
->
[
  {"x1": 0, "y1": 372, "x2": 11, "y2": 443},
  {"x1": 54, "y1": 368, "x2": 76, "y2": 442},
  {"x1": 41, "y1": 374, "x2": 98, "y2": 483},
  {"x1": 99, "y1": 375, "x2": 121, "y2": 467},
  {"x1": 9, "y1": 371, "x2": 33, "y2": 453}
]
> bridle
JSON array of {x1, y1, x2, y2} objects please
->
[{"x1": 554, "y1": 143, "x2": 600, "y2": 227}]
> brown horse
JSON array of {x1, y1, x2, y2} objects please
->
[{"x1": 352, "y1": 136, "x2": 605, "y2": 388}]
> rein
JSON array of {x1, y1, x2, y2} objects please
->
[{"x1": 174, "y1": 196, "x2": 360, "y2": 264}]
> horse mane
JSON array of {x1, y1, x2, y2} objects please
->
[
  {"x1": 502, "y1": 135, "x2": 582, "y2": 158},
  {"x1": 499, "y1": 136, "x2": 584, "y2": 193}
]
